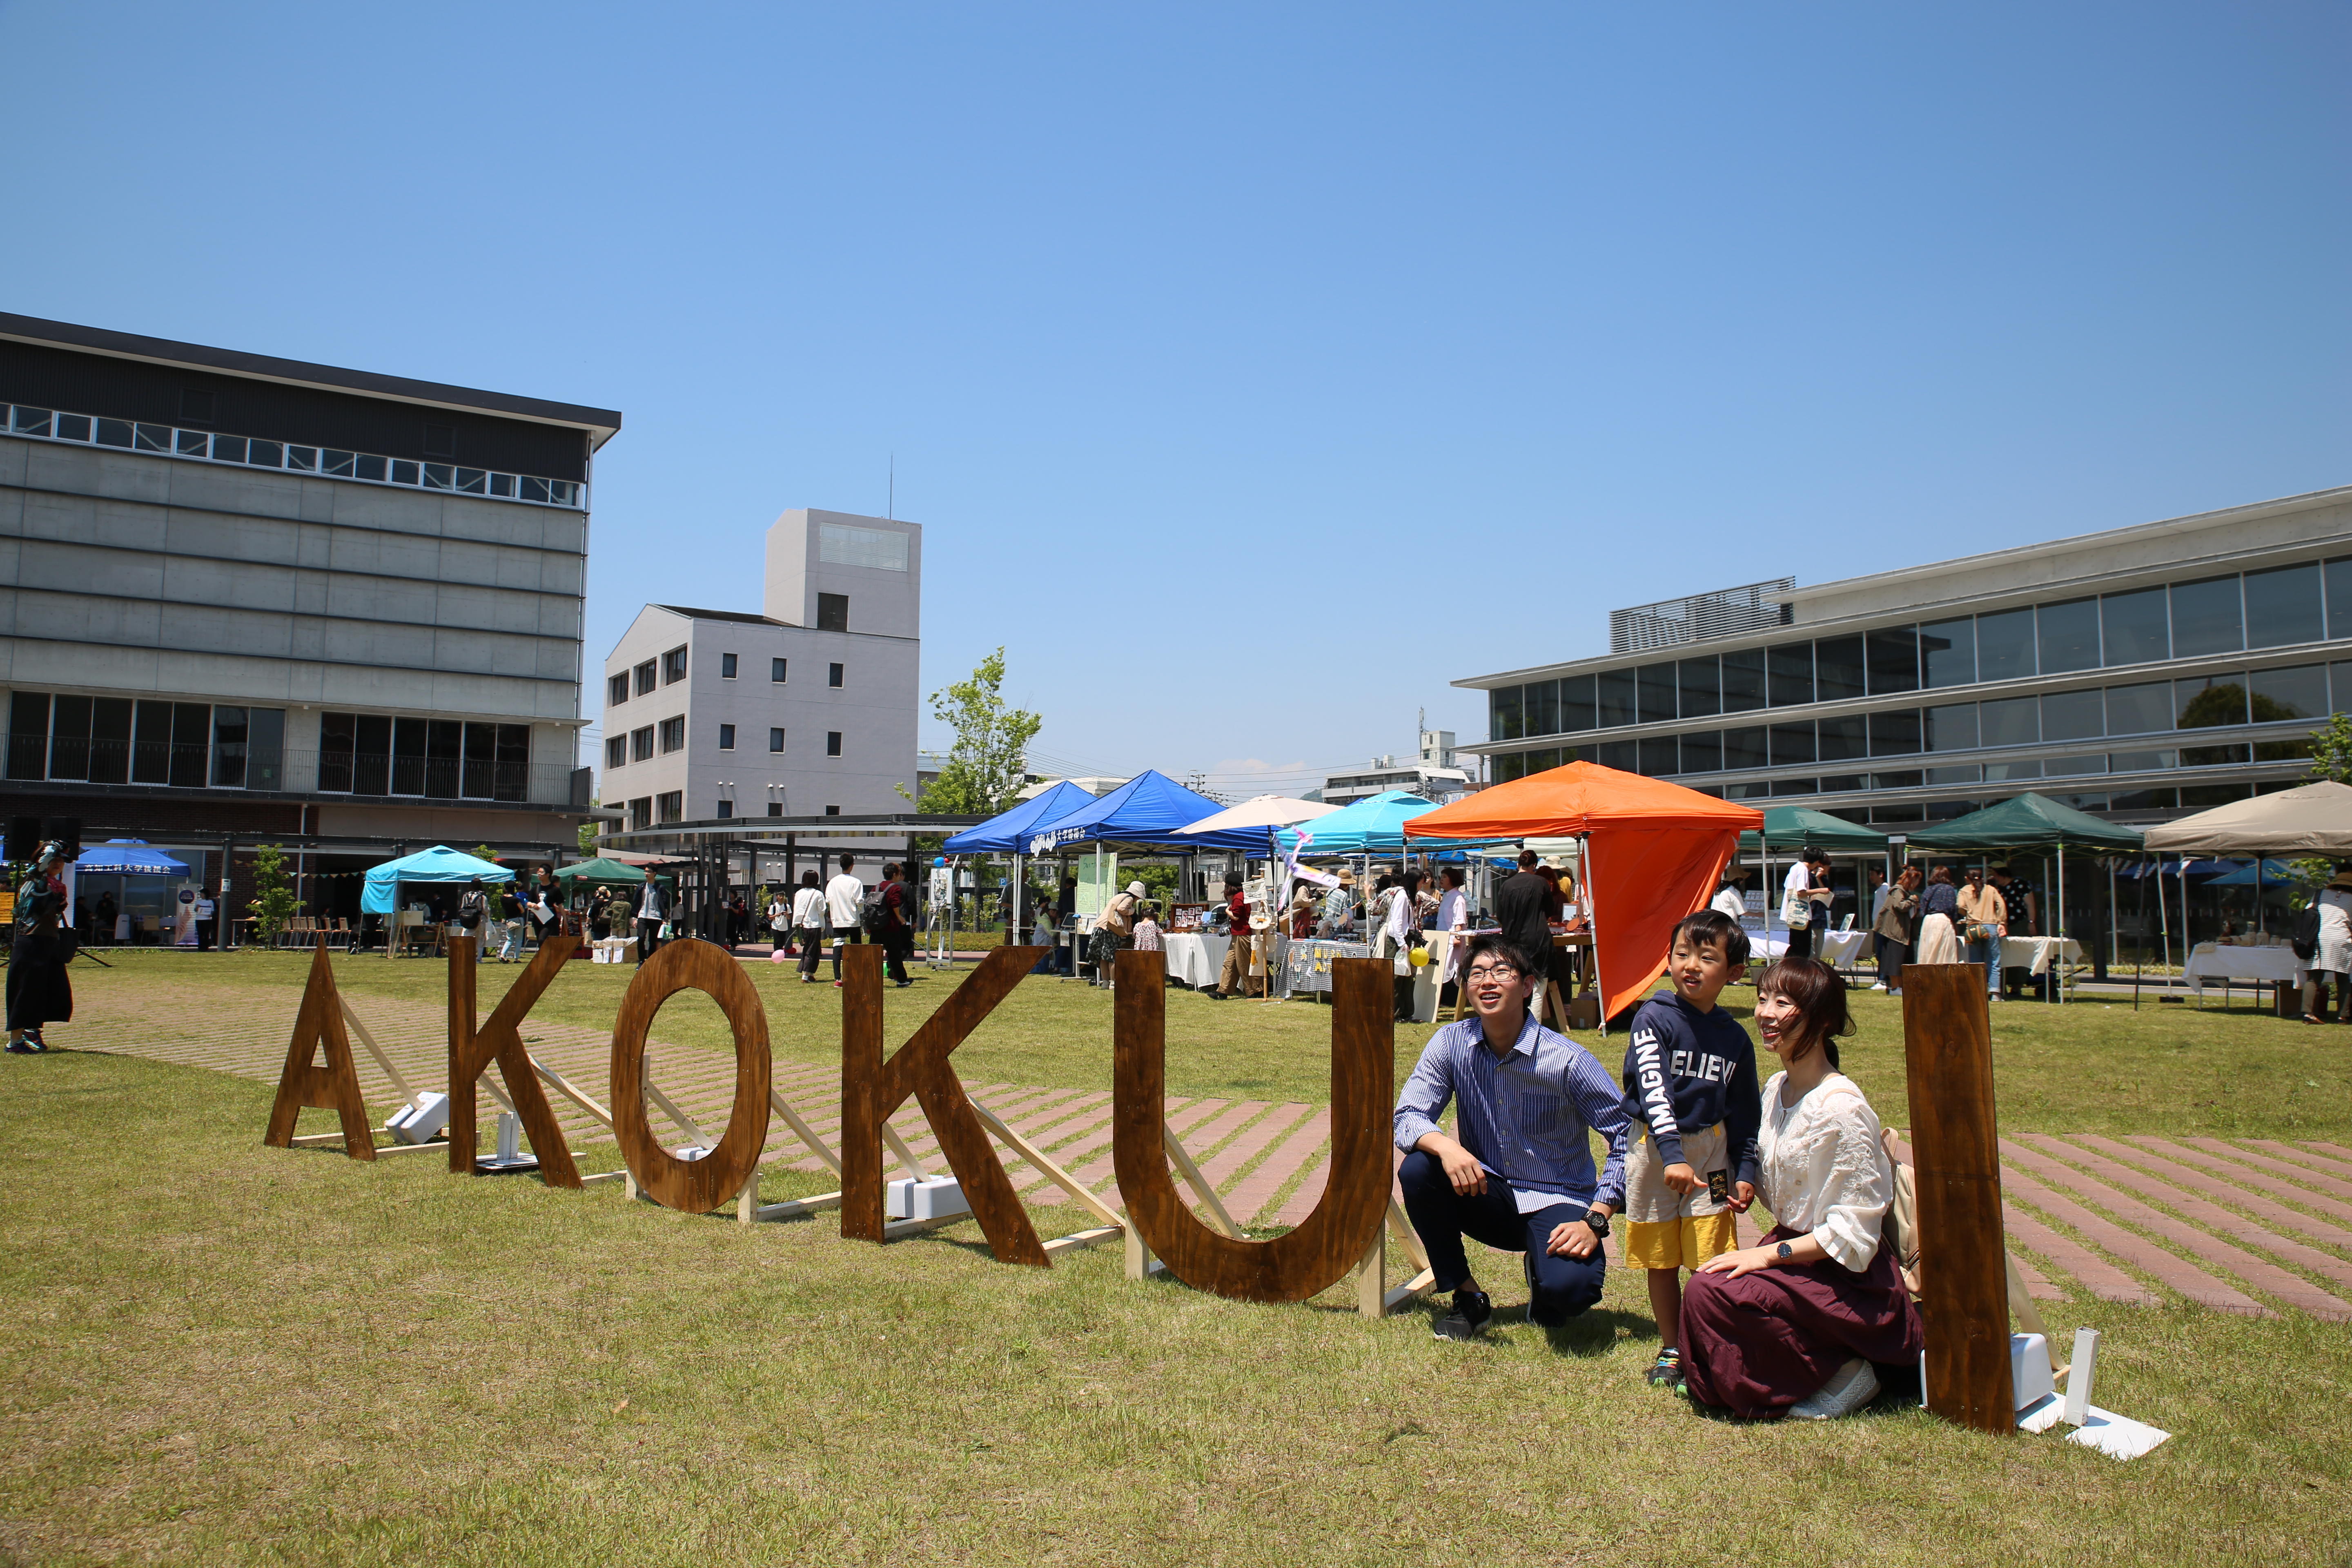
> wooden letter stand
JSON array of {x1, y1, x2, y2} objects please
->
[
  {"x1": 263, "y1": 939, "x2": 377, "y2": 1160},
  {"x1": 447, "y1": 933, "x2": 584, "y2": 1187},
  {"x1": 1902, "y1": 962, "x2": 2016, "y2": 1432},
  {"x1": 609, "y1": 938, "x2": 773, "y2": 1213}
]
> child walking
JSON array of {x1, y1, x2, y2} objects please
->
[{"x1": 1621, "y1": 908, "x2": 1763, "y2": 1392}]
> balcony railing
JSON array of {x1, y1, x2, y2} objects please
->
[{"x1": 7, "y1": 737, "x2": 580, "y2": 806}]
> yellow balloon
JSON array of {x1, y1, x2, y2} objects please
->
[{"x1": 1408, "y1": 946, "x2": 1432, "y2": 967}]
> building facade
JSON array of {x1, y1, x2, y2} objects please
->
[
  {"x1": 0, "y1": 312, "x2": 617, "y2": 917},
  {"x1": 599, "y1": 509, "x2": 920, "y2": 835},
  {"x1": 1457, "y1": 485, "x2": 2352, "y2": 829},
  {"x1": 1320, "y1": 729, "x2": 1471, "y2": 805}
]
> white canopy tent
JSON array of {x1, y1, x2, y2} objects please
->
[{"x1": 2142, "y1": 780, "x2": 2352, "y2": 857}]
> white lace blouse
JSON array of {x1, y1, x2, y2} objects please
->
[{"x1": 1757, "y1": 1071, "x2": 1895, "y2": 1273}]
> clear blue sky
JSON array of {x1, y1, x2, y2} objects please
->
[{"x1": 3, "y1": 3, "x2": 2345, "y2": 797}]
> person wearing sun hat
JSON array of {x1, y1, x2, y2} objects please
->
[
  {"x1": 1089, "y1": 880, "x2": 1145, "y2": 990},
  {"x1": 2300, "y1": 864, "x2": 2352, "y2": 1024}
]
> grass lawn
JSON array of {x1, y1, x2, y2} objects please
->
[{"x1": 1, "y1": 951, "x2": 2348, "y2": 1564}]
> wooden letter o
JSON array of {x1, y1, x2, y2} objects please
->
[{"x1": 610, "y1": 938, "x2": 773, "y2": 1212}]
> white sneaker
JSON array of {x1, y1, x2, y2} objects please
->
[
  {"x1": 1787, "y1": 1357, "x2": 1880, "y2": 1421},
  {"x1": 1869, "y1": 982, "x2": 1889, "y2": 992}
]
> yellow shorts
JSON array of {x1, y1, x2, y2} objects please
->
[{"x1": 1624, "y1": 1211, "x2": 1740, "y2": 1272}]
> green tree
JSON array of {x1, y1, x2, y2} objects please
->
[
  {"x1": 903, "y1": 648, "x2": 1044, "y2": 817},
  {"x1": 2307, "y1": 713, "x2": 2352, "y2": 785},
  {"x1": 578, "y1": 803, "x2": 602, "y2": 858},
  {"x1": 246, "y1": 843, "x2": 300, "y2": 945}
]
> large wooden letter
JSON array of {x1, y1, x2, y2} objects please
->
[
  {"x1": 840, "y1": 942, "x2": 1049, "y2": 1263},
  {"x1": 1112, "y1": 950, "x2": 1391, "y2": 1302},
  {"x1": 264, "y1": 939, "x2": 376, "y2": 1160},
  {"x1": 448, "y1": 933, "x2": 584, "y2": 1187},
  {"x1": 1902, "y1": 962, "x2": 2015, "y2": 1432},
  {"x1": 611, "y1": 938, "x2": 773, "y2": 1212}
]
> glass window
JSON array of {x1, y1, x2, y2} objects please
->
[
  {"x1": 1722, "y1": 726, "x2": 1767, "y2": 771},
  {"x1": 828, "y1": 662, "x2": 845, "y2": 688},
  {"x1": 1720, "y1": 649, "x2": 1766, "y2": 713},
  {"x1": 211, "y1": 706, "x2": 248, "y2": 788},
  {"x1": 460, "y1": 721, "x2": 497, "y2": 798},
  {"x1": 2042, "y1": 688, "x2": 2105, "y2": 742},
  {"x1": 11, "y1": 407, "x2": 52, "y2": 437},
  {"x1": 1560, "y1": 674, "x2": 1597, "y2": 732},
  {"x1": 1679, "y1": 732, "x2": 1721, "y2": 773},
  {"x1": 1820, "y1": 773, "x2": 1868, "y2": 794},
  {"x1": 657, "y1": 792, "x2": 683, "y2": 823},
  {"x1": 606, "y1": 737, "x2": 627, "y2": 770},
  {"x1": 2043, "y1": 754, "x2": 2107, "y2": 777},
  {"x1": 607, "y1": 673, "x2": 628, "y2": 706},
  {"x1": 1768, "y1": 643, "x2": 1814, "y2": 706},
  {"x1": 772, "y1": 657, "x2": 788, "y2": 683},
  {"x1": 2176, "y1": 677, "x2": 2247, "y2": 730},
  {"x1": 630, "y1": 725, "x2": 654, "y2": 762},
  {"x1": 2181, "y1": 782, "x2": 2252, "y2": 808},
  {"x1": 353, "y1": 714, "x2": 391, "y2": 795},
  {"x1": 2244, "y1": 562, "x2": 2324, "y2": 649},
  {"x1": 2250, "y1": 664, "x2": 2327, "y2": 721},
  {"x1": 1638, "y1": 663, "x2": 1677, "y2": 724},
  {"x1": 2256, "y1": 733, "x2": 2312, "y2": 763},
  {"x1": 2170, "y1": 575, "x2": 2243, "y2": 657},
  {"x1": 2048, "y1": 791, "x2": 2109, "y2": 811},
  {"x1": 2100, "y1": 586, "x2": 2169, "y2": 666},
  {"x1": 718, "y1": 724, "x2": 736, "y2": 751},
  {"x1": 1869, "y1": 709, "x2": 1922, "y2": 755},
  {"x1": 817, "y1": 593, "x2": 849, "y2": 633},
  {"x1": 520, "y1": 476, "x2": 551, "y2": 502},
  {"x1": 316, "y1": 710, "x2": 354, "y2": 792},
  {"x1": 5, "y1": 691, "x2": 49, "y2": 780},
  {"x1": 1598, "y1": 740, "x2": 1636, "y2": 772},
  {"x1": 1638, "y1": 737, "x2": 1678, "y2": 776},
  {"x1": 209, "y1": 435, "x2": 247, "y2": 463},
  {"x1": 1491, "y1": 686, "x2": 1522, "y2": 740},
  {"x1": 133, "y1": 423, "x2": 170, "y2": 452},
  {"x1": 659, "y1": 716, "x2": 685, "y2": 753},
  {"x1": 715, "y1": 800, "x2": 734, "y2": 820},
  {"x1": 1980, "y1": 696, "x2": 2040, "y2": 748},
  {"x1": 1771, "y1": 778, "x2": 1818, "y2": 795},
  {"x1": 355, "y1": 454, "x2": 385, "y2": 481},
  {"x1": 91, "y1": 696, "x2": 133, "y2": 784},
  {"x1": 174, "y1": 429, "x2": 209, "y2": 455},
  {"x1": 720, "y1": 653, "x2": 738, "y2": 679},
  {"x1": 1524, "y1": 679, "x2": 1559, "y2": 737},
  {"x1": 628, "y1": 797, "x2": 652, "y2": 831},
  {"x1": 2328, "y1": 558, "x2": 2352, "y2": 642},
  {"x1": 1677, "y1": 657, "x2": 1719, "y2": 719},
  {"x1": 1924, "y1": 702, "x2": 1978, "y2": 752},
  {"x1": 826, "y1": 731, "x2": 843, "y2": 757},
  {"x1": 421, "y1": 462, "x2": 454, "y2": 490},
  {"x1": 1495, "y1": 752, "x2": 1526, "y2": 783},
  {"x1": 1597, "y1": 669, "x2": 1635, "y2": 728},
  {"x1": 1983, "y1": 758, "x2": 2042, "y2": 781},
  {"x1": 662, "y1": 645, "x2": 688, "y2": 684},
  {"x1": 287, "y1": 446, "x2": 320, "y2": 472},
  {"x1": 1770, "y1": 721, "x2": 1815, "y2": 766},
  {"x1": 1976, "y1": 608, "x2": 2036, "y2": 682},
  {"x1": 2037, "y1": 597, "x2": 2100, "y2": 674},
  {"x1": 390, "y1": 459, "x2": 419, "y2": 485},
  {"x1": 2109, "y1": 786, "x2": 2178, "y2": 811},
  {"x1": 424, "y1": 719, "x2": 463, "y2": 799},
  {"x1": 54, "y1": 413, "x2": 89, "y2": 441},
  {"x1": 1724, "y1": 781, "x2": 1771, "y2": 801},
  {"x1": 2105, "y1": 681, "x2": 2172, "y2": 736},
  {"x1": 1927, "y1": 763, "x2": 1982, "y2": 784},
  {"x1": 2109, "y1": 749, "x2": 2177, "y2": 773},
  {"x1": 1813, "y1": 636, "x2": 1865, "y2": 702},
  {"x1": 1866, "y1": 626, "x2": 1920, "y2": 695},
  {"x1": 633, "y1": 659, "x2": 657, "y2": 696},
  {"x1": 455, "y1": 467, "x2": 487, "y2": 493},
  {"x1": 1817, "y1": 715, "x2": 1867, "y2": 762},
  {"x1": 47, "y1": 694, "x2": 91, "y2": 781},
  {"x1": 769, "y1": 728, "x2": 785, "y2": 752},
  {"x1": 95, "y1": 418, "x2": 134, "y2": 448},
  {"x1": 490, "y1": 472, "x2": 513, "y2": 496},
  {"x1": 1871, "y1": 770, "x2": 1923, "y2": 791},
  {"x1": 2336, "y1": 661, "x2": 2352, "y2": 712},
  {"x1": 2182, "y1": 737, "x2": 2251, "y2": 768}
]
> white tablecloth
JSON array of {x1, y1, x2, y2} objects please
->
[
  {"x1": 2000, "y1": 936, "x2": 2083, "y2": 977},
  {"x1": 1284, "y1": 938, "x2": 1376, "y2": 993},
  {"x1": 1160, "y1": 932, "x2": 1229, "y2": 989},
  {"x1": 1817, "y1": 930, "x2": 1869, "y2": 969},
  {"x1": 2183, "y1": 941, "x2": 2301, "y2": 995}
]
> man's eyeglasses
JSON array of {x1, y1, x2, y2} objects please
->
[{"x1": 1465, "y1": 964, "x2": 1521, "y2": 982}]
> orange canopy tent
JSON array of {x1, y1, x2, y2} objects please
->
[{"x1": 1404, "y1": 762, "x2": 1764, "y2": 1023}]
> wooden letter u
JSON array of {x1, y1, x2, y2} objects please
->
[{"x1": 1111, "y1": 949, "x2": 1392, "y2": 1302}]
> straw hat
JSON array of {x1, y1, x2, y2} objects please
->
[
  {"x1": 1337, "y1": 870, "x2": 1356, "y2": 884},
  {"x1": 1126, "y1": 881, "x2": 1146, "y2": 898}
]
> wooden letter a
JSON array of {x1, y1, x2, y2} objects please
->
[
  {"x1": 840, "y1": 942, "x2": 1049, "y2": 1264},
  {"x1": 448, "y1": 933, "x2": 584, "y2": 1187},
  {"x1": 264, "y1": 939, "x2": 376, "y2": 1160},
  {"x1": 1112, "y1": 949, "x2": 1392, "y2": 1302}
]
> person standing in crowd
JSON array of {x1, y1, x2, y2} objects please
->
[
  {"x1": 587, "y1": 885, "x2": 613, "y2": 947},
  {"x1": 1494, "y1": 849, "x2": 1555, "y2": 997},
  {"x1": 1212, "y1": 872, "x2": 1255, "y2": 1000},
  {"x1": 2302, "y1": 865, "x2": 2352, "y2": 1023},
  {"x1": 1433, "y1": 865, "x2": 1473, "y2": 1005},
  {"x1": 1289, "y1": 888, "x2": 1316, "y2": 940},
  {"x1": 1873, "y1": 865, "x2": 1920, "y2": 994},
  {"x1": 1781, "y1": 849, "x2": 1832, "y2": 959},
  {"x1": 1866, "y1": 866, "x2": 1890, "y2": 929},
  {"x1": 1712, "y1": 869, "x2": 1749, "y2": 923},
  {"x1": 789, "y1": 870, "x2": 828, "y2": 982},
  {"x1": 1989, "y1": 864, "x2": 2038, "y2": 936},
  {"x1": 1955, "y1": 866, "x2": 2007, "y2": 1000},
  {"x1": 825, "y1": 854, "x2": 866, "y2": 987},
  {"x1": 766, "y1": 885, "x2": 791, "y2": 955},
  {"x1": 1414, "y1": 871, "x2": 1443, "y2": 933},
  {"x1": 1914, "y1": 866, "x2": 1961, "y2": 964},
  {"x1": 1089, "y1": 879, "x2": 1143, "y2": 990},
  {"x1": 880, "y1": 862, "x2": 916, "y2": 988},
  {"x1": 455, "y1": 878, "x2": 490, "y2": 953},
  {"x1": 633, "y1": 875, "x2": 667, "y2": 964},
  {"x1": 1133, "y1": 901, "x2": 1164, "y2": 956},
  {"x1": 8, "y1": 846, "x2": 75, "y2": 1052},
  {"x1": 1681, "y1": 958, "x2": 1920, "y2": 1420},
  {"x1": 1394, "y1": 932, "x2": 1630, "y2": 1341},
  {"x1": 1379, "y1": 870, "x2": 1423, "y2": 1022},
  {"x1": 1322, "y1": 870, "x2": 1357, "y2": 937},
  {"x1": 94, "y1": 890, "x2": 117, "y2": 948}
]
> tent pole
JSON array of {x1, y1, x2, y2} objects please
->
[{"x1": 2057, "y1": 844, "x2": 2066, "y2": 1006}]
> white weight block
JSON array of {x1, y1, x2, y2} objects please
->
[
  {"x1": 2063, "y1": 1327, "x2": 2100, "y2": 1426},
  {"x1": 385, "y1": 1091, "x2": 451, "y2": 1145},
  {"x1": 886, "y1": 1175, "x2": 969, "y2": 1222},
  {"x1": 2012, "y1": 1333, "x2": 2055, "y2": 1412},
  {"x1": 495, "y1": 1111, "x2": 522, "y2": 1164}
]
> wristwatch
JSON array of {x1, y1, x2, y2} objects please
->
[
  {"x1": 1581, "y1": 1210, "x2": 1611, "y2": 1238},
  {"x1": 1775, "y1": 1241, "x2": 1794, "y2": 1261}
]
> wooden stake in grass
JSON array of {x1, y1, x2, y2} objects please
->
[
  {"x1": 1901, "y1": 962, "x2": 2016, "y2": 1433},
  {"x1": 447, "y1": 933, "x2": 584, "y2": 1187},
  {"x1": 839, "y1": 943, "x2": 1051, "y2": 1264},
  {"x1": 610, "y1": 938, "x2": 773, "y2": 1214},
  {"x1": 1111, "y1": 950, "x2": 1392, "y2": 1304},
  {"x1": 263, "y1": 938, "x2": 376, "y2": 1160}
]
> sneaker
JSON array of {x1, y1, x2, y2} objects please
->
[
  {"x1": 1431, "y1": 1288, "x2": 1493, "y2": 1343},
  {"x1": 1645, "y1": 1349, "x2": 1684, "y2": 1389},
  {"x1": 1869, "y1": 982, "x2": 1888, "y2": 992},
  {"x1": 832, "y1": 980, "x2": 844, "y2": 988},
  {"x1": 1787, "y1": 1357, "x2": 1880, "y2": 1421},
  {"x1": 4, "y1": 1040, "x2": 33, "y2": 1054}
]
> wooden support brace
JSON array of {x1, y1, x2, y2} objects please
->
[
  {"x1": 534, "y1": 1059, "x2": 617, "y2": 1132},
  {"x1": 972, "y1": 1100, "x2": 1124, "y2": 1231},
  {"x1": 1163, "y1": 1124, "x2": 1244, "y2": 1238},
  {"x1": 579, "y1": 1169, "x2": 627, "y2": 1186},
  {"x1": 642, "y1": 1060, "x2": 709, "y2": 1146},
  {"x1": 1124, "y1": 1221, "x2": 1157, "y2": 1281},
  {"x1": 1042, "y1": 1225, "x2": 1125, "y2": 1258},
  {"x1": 770, "y1": 1087, "x2": 842, "y2": 1175},
  {"x1": 338, "y1": 1002, "x2": 419, "y2": 1106},
  {"x1": 745, "y1": 1189, "x2": 845, "y2": 1224},
  {"x1": 882, "y1": 1122, "x2": 931, "y2": 1180},
  {"x1": 288, "y1": 1130, "x2": 444, "y2": 1156},
  {"x1": 882, "y1": 1213, "x2": 967, "y2": 1241}
]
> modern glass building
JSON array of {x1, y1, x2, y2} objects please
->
[{"x1": 1456, "y1": 484, "x2": 2352, "y2": 830}]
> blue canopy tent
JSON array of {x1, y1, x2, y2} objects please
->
[
  {"x1": 942, "y1": 781, "x2": 1100, "y2": 854},
  {"x1": 2204, "y1": 858, "x2": 2299, "y2": 888},
  {"x1": 1023, "y1": 770, "x2": 1263, "y2": 854},
  {"x1": 75, "y1": 840, "x2": 190, "y2": 875},
  {"x1": 361, "y1": 845, "x2": 515, "y2": 915}
]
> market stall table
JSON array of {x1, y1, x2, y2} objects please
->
[
  {"x1": 1160, "y1": 931, "x2": 1231, "y2": 989},
  {"x1": 2182, "y1": 940, "x2": 2300, "y2": 997}
]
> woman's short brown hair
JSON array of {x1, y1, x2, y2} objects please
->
[
  {"x1": 1928, "y1": 865, "x2": 1953, "y2": 886},
  {"x1": 1755, "y1": 956, "x2": 1853, "y2": 1070}
]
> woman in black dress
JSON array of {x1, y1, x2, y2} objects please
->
[{"x1": 8, "y1": 858, "x2": 76, "y2": 1054}]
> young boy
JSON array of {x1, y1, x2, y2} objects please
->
[{"x1": 1621, "y1": 907, "x2": 1762, "y2": 1390}]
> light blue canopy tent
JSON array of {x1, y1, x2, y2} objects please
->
[
  {"x1": 1272, "y1": 791, "x2": 1440, "y2": 856},
  {"x1": 1022, "y1": 770, "x2": 1262, "y2": 854},
  {"x1": 942, "y1": 780, "x2": 1101, "y2": 854},
  {"x1": 361, "y1": 845, "x2": 515, "y2": 914},
  {"x1": 75, "y1": 840, "x2": 190, "y2": 875},
  {"x1": 2204, "y1": 858, "x2": 2299, "y2": 887}
]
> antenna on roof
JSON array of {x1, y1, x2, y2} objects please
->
[{"x1": 888, "y1": 453, "x2": 894, "y2": 520}]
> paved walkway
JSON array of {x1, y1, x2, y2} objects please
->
[{"x1": 44, "y1": 989, "x2": 2352, "y2": 1320}]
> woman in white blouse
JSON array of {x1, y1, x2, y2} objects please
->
[{"x1": 1680, "y1": 956, "x2": 1922, "y2": 1420}]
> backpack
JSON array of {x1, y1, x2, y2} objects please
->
[
  {"x1": 860, "y1": 884, "x2": 889, "y2": 935},
  {"x1": 457, "y1": 891, "x2": 485, "y2": 931},
  {"x1": 2293, "y1": 901, "x2": 2322, "y2": 962}
]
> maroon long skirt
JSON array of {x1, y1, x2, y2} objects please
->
[{"x1": 1680, "y1": 1225, "x2": 1922, "y2": 1419}]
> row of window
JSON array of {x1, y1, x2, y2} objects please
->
[
  {"x1": 621, "y1": 794, "x2": 846, "y2": 828},
  {"x1": 1744, "y1": 782, "x2": 2260, "y2": 827},
  {"x1": 607, "y1": 649, "x2": 848, "y2": 706},
  {"x1": 604, "y1": 722, "x2": 845, "y2": 768},
  {"x1": 1499, "y1": 734, "x2": 2295, "y2": 789},
  {"x1": 4, "y1": 403, "x2": 585, "y2": 508},
  {"x1": 1492, "y1": 663, "x2": 2344, "y2": 782},
  {"x1": 1492, "y1": 560, "x2": 2352, "y2": 739},
  {"x1": 315, "y1": 713, "x2": 533, "y2": 800},
  {"x1": 6, "y1": 693, "x2": 284, "y2": 789}
]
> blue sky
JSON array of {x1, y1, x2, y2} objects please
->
[{"x1": 2, "y1": 3, "x2": 2345, "y2": 797}]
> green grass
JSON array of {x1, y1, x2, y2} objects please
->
[{"x1": 4, "y1": 952, "x2": 2349, "y2": 1564}]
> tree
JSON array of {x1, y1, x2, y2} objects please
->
[
  {"x1": 904, "y1": 648, "x2": 1042, "y2": 817},
  {"x1": 2307, "y1": 713, "x2": 2352, "y2": 785},
  {"x1": 578, "y1": 804, "x2": 602, "y2": 858},
  {"x1": 246, "y1": 843, "x2": 300, "y2": 945}
]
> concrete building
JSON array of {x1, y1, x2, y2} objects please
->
[
  {"x1": 1456, "y1": 484, "x2": 2352, "y2": 830},
  {"x1": 0, "y1": 312, "x2": 617, "y2": 920},
  {"x1": 1320, "y1": 729, "x2": 1471, "y2": 805},
  {"x1": 599, "y1": 509, "x2": 919, "y2": 837}
]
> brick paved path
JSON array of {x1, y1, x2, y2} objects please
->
[{"x1": 45, "y1": 990, "x2": 2352, "y2": 1320}]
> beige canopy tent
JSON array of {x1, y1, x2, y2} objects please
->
[{"x1": 2142, "y1": 780, "x2": 2352, "y2": 857}]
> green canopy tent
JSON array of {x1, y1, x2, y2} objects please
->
[
  {"x1": 550, "y1": 857, "x2": 649, "y2": 885},
  {"x1": 1735, "y1": 807, "x2": 1886, "y2": 954},
  {"x1": 1906, "y1": 793, "x2": 2146, "y2": 1004}
]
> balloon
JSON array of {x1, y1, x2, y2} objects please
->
[{"x1": 1408, "y1": 946, "x2": 1431, "y2": 967}]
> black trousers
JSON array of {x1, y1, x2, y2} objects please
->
[
  {"x1": 1876, "y1": 937, "x2": 1909, "y2": 989},
  {"x1": 1787, "y1": 925, "x2": 1814, "y2": 959},
  {"x1": 831, "y1": 924, "x2": 864, "y2": 978},
  {"x1": 635, "y1": 918, "x2": 663, "y2": 964},
  {"x1": 1397, "y1": 1149, "x2": 1606, "y2": 1325},
  {"x1": 884, "y1": 926, "x2": 914, "y2": 982}
]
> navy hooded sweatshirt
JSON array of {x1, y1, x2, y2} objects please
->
[{"x1": 1620, "y1": 989, "x2": 1762, "y2": 1188}]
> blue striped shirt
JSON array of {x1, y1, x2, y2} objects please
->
[{"x1": 1394, "y1": 1011, "x2": 1630, "y2": 1214}]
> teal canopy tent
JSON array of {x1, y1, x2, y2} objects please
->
[
  {"x1": 1736, "y1": 806, "x2": 1886, "y2": 855},
  {"x1": 361, "y1": 845, "x2": 515, "y2": 914},
  {"x1": 1273, "y1": 791, "x2": 1441, "y2": 856}
]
